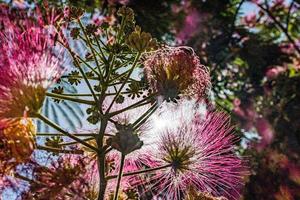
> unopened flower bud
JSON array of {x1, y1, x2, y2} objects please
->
[
  {"x1": 64, "y1": 6, "x2": 84, "y2": 21},
  {"x1": 108, "y1": 124, "x2": 143, "y2": 155},
  {"x1": 126, "y1": 26, "x2": 157, "y2": 52},
  {"x1": 117, "y1": 6, "x2": 134, "y2": 22}
]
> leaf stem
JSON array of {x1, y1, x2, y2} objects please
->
[
  {"x1": 46, "y1": 92, "x2": 95, "y2": 105},
  {"x1": 36, "y1": 113, "x2": 98, "y2": 152},
  {"x1": 106, "y1": 53, "x2": 142, "y2": 114},
  {"x1": 106, "y1": 164, "x2": 172, "y2": 180},
  {"x1": 36, "y1": 133, "x2": 97, "y2": 137},
  {"x1": 109, "y1": 93, "x2": 156, "y2": 117},
  {"x1": 37, "y1": 145, "x2": 84, "y2": 154},
  {"x1": 60, "y1": 137, "x2": 95, "y2": 146},
  {"x1": 78, "y1": 19, "x2": 104, "y2": 82}
]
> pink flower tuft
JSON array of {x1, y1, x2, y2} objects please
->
[
  {"x1": 254, "y1": 118, "x2": 274, "y2": 151},
  {"x1": 144, "y1": 47, "x2": 210, "y2": 103},
  {"x1": 265, "y1": 66, "x2": 286, "y2": 80},
  {"x1": 242, "y1": 13, "x2": 257, "y2": 27},
  {"x1": 0, "y1": 118, "x2": 36, "y2": 176},
  {"x1": 176, "y1": 8, "x2": 201, "y2": 42},
  {"x1": 20, "y1": 154, "x2": 95, "y2": 199},
  {"x1": 0, "y1": 6, "x2": 63, "y2": 118},
  {"x1": 138, "y1": 111, "x2": 247, "y2": 199}
]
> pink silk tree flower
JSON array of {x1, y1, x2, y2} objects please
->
[
  {"x1": 0, "y1": 118, "x2": 36, "y2": 175},
  {"x1": 139, "y1": 111, "x2": 247, "y2": 200},
  {"x1": 0, "y1": 7, "x2": 63, "y2": 118},
  {"x1": 144, "y1": 47, "x2": 210, "y2": 103},
  {"x1": 265, "y1": 66, "x2": 286, "y2": 80},
  {"x1": 242, "y1": 13, "x2": 257, "y2": 28},
  {"x1": 254, "y1": 118, "x2": 275, "y2": 151},
  {"x1": 20, "y1": 155, "x2": 91, "y2": 200}
]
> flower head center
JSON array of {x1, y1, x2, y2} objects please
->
[{"x1": 163, "y1": 142, "x2": 195, "y2": 173}]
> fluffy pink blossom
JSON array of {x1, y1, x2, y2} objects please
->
[
  {"x1": 0, "y1": 118, "x2": 36, "y2": 178},
  {"x1": 274, "y1": 185, "x2": 293, "y2": 200},
  {"x1": 232, "y1": 99, "x2": 275, "y2": 150},
  {"x1": 138, "y1": 111, "x2": 247, "y2": 199},
  {"x1": 0, "y1": 6, "x2": 63, "y2": 118},
  {"x1": 254, "y1": 118, "x2": 275, "y2": 151},
  {"x1": 242, "y1": 13, "x2": 257, "y2": 27},
  {"x1": 144, "y1": 47, "x2": 210, "y2": 103},
  {"x1": 232, "y1": 99, "x2": 257, "y2": 130},
  {"x1": 108, "y1": 0, "x2": 129, "y2": 5},
  {"x1": 176, "y1": 8, "x2": 201, "y2": 42},
  {"x1": 265, "y1": 66, "x2": 286, "y2": 79},
  {"x1": 21, "y1": 155, "x2": 93, "y2": 199}
]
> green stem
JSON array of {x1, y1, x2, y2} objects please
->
[
  {"x1": 97, "y1": 119, "x2": 108, "y2": 200},
  {"x1": 59, "y1": 39, "x2": 99, "y2": 103},
  {"x1": 60, "y1": 137, "x2": 95, "y2": 146},
  {"x1": 37, "y1": 145, "x2": 84, "y2": 154},
  {"x1": 61, "y1": 75, "x2": 99, "y2": 80},
  {"x1": 113, "y1": 154, "x2": 126, "y2": 200},
  {"x1": 78, "y1": 19, "x2": 104, "y2": 81},
  {"x1": 75, "y1": 53, "x2": 102, "y2": 77},
  {"x1": 36, "y1": 113, "x2": 98, "y2": 152},
  {"x1": 97, "y1": 151, "x2": 107, "y2": 200},
  {"x1": 46, "y1": 92, "x2": 95, "y2": 105},
  {"x1": 106, "y1": 53, "x2": 142, "y2": 114},
  {"x1": 15, "y1": 173, "x2": 40, "y2": 184},
  {"x1": 116, "y1": 16, "x2": 126, "y2": 43},
  {"x1": 109, "y1": 93, "x2": 156, "y2": 117},
  {"x1": 106, "y1": 91, "x2": 131, "y2": 96},
  {"x1": 94, "y1": 35, "x2": 108, "y2": 66},
  {"x1": 50, "y1": 93, "x2": 98, "y2": 97},
  {"x1": 106, "y1": 164, "x2": 172, "y2": 180},
  {"x1": 75, "y1": 58, "x2": 99, "y2": 103},
  {"x1": 50, "y1": 92, "x2": 128, "y2": 97},
  {"x1": 36, "y1": 133, "x2": 97, "y2": 137},
  {"x1": 133, "y1": 102, "x2": 158, "y2": 130}
]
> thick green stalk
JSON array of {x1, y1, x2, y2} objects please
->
[
  {"x1": 113, "y1": 154, "x2": 126, "y2": 200},
  {"x1": 97, "y1": 151, "x2": 107, "y2": 200},
  {"x1": 97, "y1": 119, "x2": 108, "y2": 200}
]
